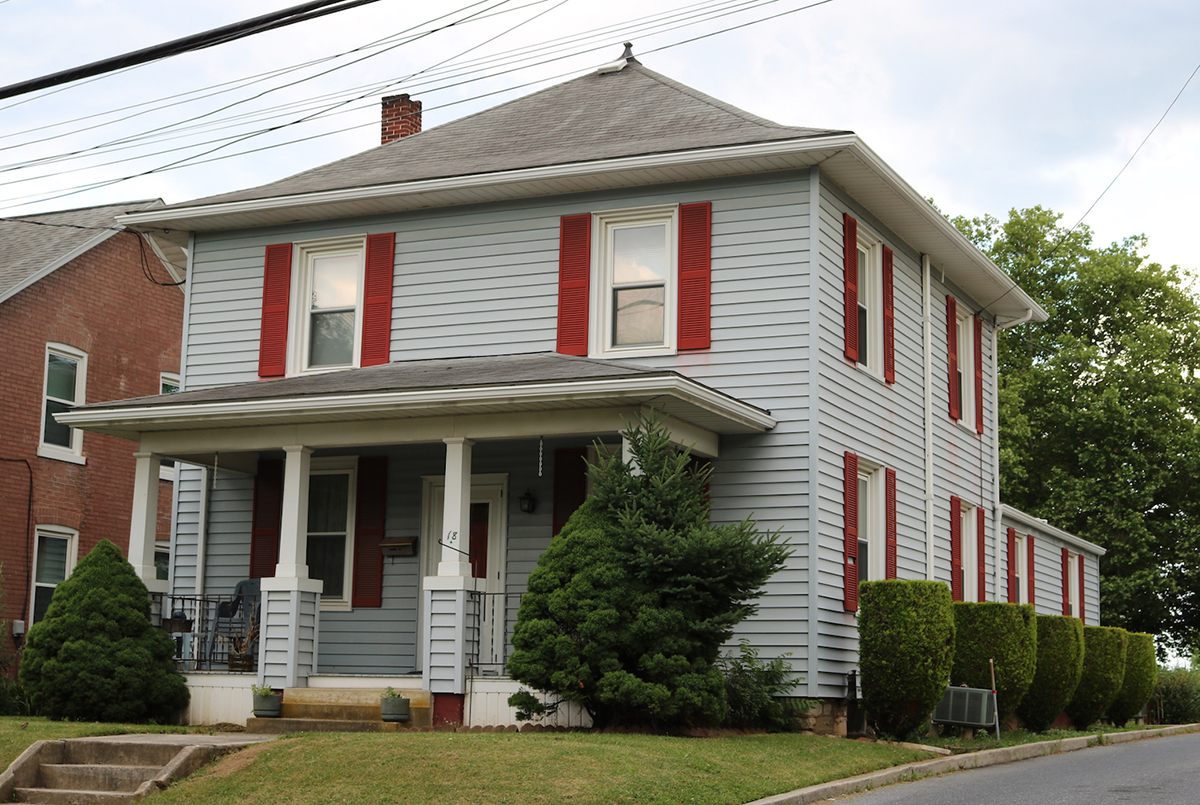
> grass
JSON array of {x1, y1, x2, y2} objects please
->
[
  {"x1": 0, "y1": 717, "x2": 196, "y2": 768},
  {"x1": 924, "y1": 724, "x2": 1150, "y2": 753},
  {"x1": 153, "y1": 732, "x2": 933, "y2": 805}
]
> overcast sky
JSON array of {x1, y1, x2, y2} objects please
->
[{"x1": 1, "y1": 0, "x2": 1196, "y2": 271}]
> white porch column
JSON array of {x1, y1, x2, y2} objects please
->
[
  {"x1": 129, "y1": 451, "x2": 166, "y2": 593},
  {"x1": 258, "y1": 445, "x2": 322, "y2": 690},
  {"x1": 275, "y1": 445, "x2": 313, "y2": 580},
  {"x1": 438, "y1": 437, "x2": 473, "y2": 577}
]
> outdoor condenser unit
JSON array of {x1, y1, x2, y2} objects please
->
[{"x1": 932, "y1": 686, "x2": 997, "y2": 730}]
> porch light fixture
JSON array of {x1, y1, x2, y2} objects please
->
[{"x1": 518, "y1": 490, "x2": 537, "y2": 514}]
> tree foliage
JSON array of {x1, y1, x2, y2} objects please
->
[
  {"x1": 950, "y1": 602, "x2": 1038, "y2": 720},
  {"x1": 952, "y1": 207, "x2": 1200, "y2": 654},
  {"x1": 21, "y1": 540, "x2": 188, "y2": 722},
  {"x1": 506, "y1": 418, "x2": 789, "y2": 730}
]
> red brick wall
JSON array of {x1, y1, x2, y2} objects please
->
[{"x1": 0, "y1": 231, "x2": 182, "y2": 632}]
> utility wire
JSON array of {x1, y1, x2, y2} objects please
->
[{"x1": 0, "y1": 0, "x2": 384, "y2": 101}]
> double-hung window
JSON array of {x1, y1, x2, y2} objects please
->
[
  {"x1": 306, "y1": 458, "x2": 357, "y2": 610},
  {"x1": 856, "y1": 465, "x2": 884, "y2": 585},
  {"x1": 592, "y1": 207, "x2": 677, "y2": 357},
  {"x1": 955, "y1": 309, "x2": 975, "y2": 429},
  {"x1": 1013, "y1": 534, "x2": 1029, "y2": 604},
  {"x1": 1067, "y1": 552, "x2": 1081, "y2": 618},
  {"x1": 39, "y1": 344, "x2": 87, "y2": 463},
  {"x1": 960, "y1": 501, "x2": 978, "y2": 601},
  {"x1": 855, "y1": 239, "x2": 881, "y2": 375},
  {"x1": 292, "y1": 239, "x2": 365, "y2": 374},
  {"x1": 31, "y1": 526, "x2": 77, "y2": 623}
]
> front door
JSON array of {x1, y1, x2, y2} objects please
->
[{"x1": 421, "y1": 476, "x2": 507, "y2": 675}]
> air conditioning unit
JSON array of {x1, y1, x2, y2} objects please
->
[{"x1": 933, "y1": 686, "x2": 997, "y2": 729}]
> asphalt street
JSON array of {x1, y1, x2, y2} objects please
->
[{"x1": 835, "y1": 733, "x2": 1200, "y2": 805}]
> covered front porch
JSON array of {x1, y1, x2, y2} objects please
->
[{"x1": 60, "y1": 354, "x2": 775, "y2": 724}]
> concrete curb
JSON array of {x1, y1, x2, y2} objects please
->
[{"x1": 747, "y1": 724, "x2": 1200, "y2": 805}]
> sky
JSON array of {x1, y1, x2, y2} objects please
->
[{"x1": 0, "y1": 0, "x2": 1196, "y2": 271}]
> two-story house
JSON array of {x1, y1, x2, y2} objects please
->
[
  {"x1": 61, "y1": 53, "x2": 1105, "y2": 730},
  {"x1": 0, "y1": 200, "x2": 183, "y2": 651}
]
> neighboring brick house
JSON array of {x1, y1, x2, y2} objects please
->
[{"x1": 0, "y1": 201, "x2": 184, "y2": 641}]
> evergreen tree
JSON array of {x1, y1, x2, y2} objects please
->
[
  {"x1": 21, "y1": 540, "x2": 189, "y2": 722},
  {"x1": 507, "y1": 419, "x2": 789, "y2": 729}
]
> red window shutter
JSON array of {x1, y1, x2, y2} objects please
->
[
  {"x1": 1027, "y1": 534, "x2": 1037, "y2": 606},
  {"x1": 552, "y1": 447, "x2": 588, "y2": 535},
  {"x1": 249, "y1": 458, "x2": 284, "y2": 579},
  {"x1": 1061, "y1": 547, "x2": 1071, "y2": 616},
  {"x1": 360, "y1": 233, "x2": 395, "y2": 367},
  {"x1": 352, "y1": 456, "x2": 388, "y2": 608},
  {"x1": 946, "y1": 295, "x2": 959, "y2": 420},
  {"x1": 843, "y1": 452, "x2": 859, "y2": 611},
  {"x1": 678, "y1": 201, "x2": 712, "y2": 351},
  {"x1": 949, "y1": 496, "x2": 962, "y2": 601},
  {"x1": 884, "y1": 467, "x2": 897, "y2": 579},
  {"x1": 555, "y1": 214, "x2": 591, "y2": 356},
  {"x1": 882, "y1": 245, "x2": 895, "y2": 383},
  {"x1": 1077, "y1": 554, "x2": 1086, "y2": 623},
  {"x1": 976, "y1": 506, "x2": 987, "y2": 601},
  {"x1": 1006, "y1": 527, "x2": 1018, "y2": 603},
  {"x1": 974, "y1": 314, "x2": 984, "y2": 434},
  {"x1": 843, "y1": 214, "x2": 859, "y2": 364},
  {"x1": 258, "y1": 244, "x2": 293, "y2": 378}
]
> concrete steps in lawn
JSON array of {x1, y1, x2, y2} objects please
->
[
  {"x1": 247, "y1": 687, "x2": 431, "y2": 733},
  {"x1": 0, "y1": 735, "x2": 272, "y2": 804}
]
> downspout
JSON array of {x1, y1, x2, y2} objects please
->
[
  {"x1": 922, "y1": 255, "x2": 935, "y2": 579},
  {"x1": 991, "y1": 309, "x2": 1033, "y2": 599}
]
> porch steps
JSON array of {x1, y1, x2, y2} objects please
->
[{"x1": 247, "y1": 687, "x2": 432, "y2": 733}]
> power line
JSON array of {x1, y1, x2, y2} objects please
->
[
  {"x1": 0, "y1": 0, "x2": 840, "y2": 213},
  {"x1": 0, "y1": 0, "x2": 385, "y2": 102}
]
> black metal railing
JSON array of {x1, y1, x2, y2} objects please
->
[
  {"x1": 465, "y1": 591, "x2": 522, "y2": 677},
  {"x1": 150, "y1": 592, "x2": 260, "y2": 672}
]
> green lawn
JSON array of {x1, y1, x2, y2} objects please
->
[
  {"x1": 0, "y1": 717, "x2": 195, "y2": 768},
  {"x1": 154, "y1": 732, "x2": 932, "y2": 805}
]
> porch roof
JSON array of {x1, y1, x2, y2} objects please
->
[{"x1": 59, "y1": 353, "x2": 776, "y2": 441}]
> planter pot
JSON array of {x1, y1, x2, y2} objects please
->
[
  {"x1": 381, "y1": 697, "x2": 411, "y2": 723},
  {"x1": 228, "y1": 651, "x2": 254, "y2": 672},
  {"x1": 253, "y1": 693, "x2": 282, "y2": 718}
]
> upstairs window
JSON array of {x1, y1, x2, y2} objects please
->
[
  {"x1": 856, "y1": 241, "x2": 875, "y2": 370},
  {"x1": 40, "y1": 344, "x2": 86, "y2": 463},
  {"x1": 955, "y1": 308, "x2": 976, "y2": 430},
  {"x1": 591, "y1": 207, "x2": 677, "y2": 357},
  {"x1": 159, "y1": 374, "x2": 180, "y2": 479},
  {"x1": 292, "y1": 239, "x2": 365, "y2": 373}
]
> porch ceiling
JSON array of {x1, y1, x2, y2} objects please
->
[{"x1": 58, "y1": 353, "x2": 775, "y2": 447}]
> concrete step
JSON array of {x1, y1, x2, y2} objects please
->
[
  {"x1": 38, "y1": 764, "x2": 160, "y2": 793},
  {"x1": 13, "y1": 787, "x2": 134, "y2": 804},
  {"x1": 61, "y1": 741, "x2": 179, "y2": 767},
  {"x1": 283, "y1": 687, "x2": 431, "y2": 708},
  {"x1": 280, "y1": 702, "x2": 382, "y2": 720},
  {"x1": 246, "y1": 713, "x2": 430, "y2": 733}
]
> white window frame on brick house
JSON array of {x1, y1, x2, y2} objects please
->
[
  {"x1": 306, "y1": 456, "x2": 358, "y2": 612},
  {"x1": 954, "y1": 305, "x2": 976, "y2": 433},
  {"x1": 287, "y1": 237, "x2": 366, "y2": 376},
  {"x1": 38, "y1": 342, "x2": 87, "y2": 465},
  {"x1": 30, "y1": 525, "x2": 78, "y2": 624},
  {"x1": 589, "y1": 205, "x2": 678, "y2": 359},
  {"x1": 856, "y1": 460, "x2": 886, "y2": 586},
  {"x1": 854, "y1": 231, "x2": 883, "y2": 379}
]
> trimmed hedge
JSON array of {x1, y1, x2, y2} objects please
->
[
  {"x1": 1066, "y1": 626, "x2": 1128, "y2": 729},
  {"x1": 1152, "y1": 668, "x2": 1200, "y2": 725},
  {"x1": 1107, "y1": 632, "x2": 1157, "y2": 725},
  {"x1": 859, "y1": 580, "x2": 955, "y2": 739},
  {"x1": 1017, "y1": 615, "x2": 1085, "y2": 731},
  {"x1": 951, "y1": 602, "x2": 1038, "y2": 719}
]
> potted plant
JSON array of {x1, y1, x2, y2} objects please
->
[
  {"x1": 380, "y1": 687, "x2": 411, "y2": 723},
  {"x1": 228, "y1": 620, "x2": 259, "y2": 672},
  {"x1": 251, "y1": 684, "x2": 282, "y2": 718}
]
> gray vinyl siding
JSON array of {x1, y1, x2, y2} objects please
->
[
  {"x1": 180, "y1": 172, "x2": 816, "y2": 683},
  {"x1": 1000, "y1": 513, "x2": 1103, "y2": 627}
]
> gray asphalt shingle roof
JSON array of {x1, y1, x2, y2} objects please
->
[
  {"x1": 178, "y1": 61, "x2": 845, "y2": 208},
  {"x1": 0, "y1": 200, "x2": 162, "y2": 301},
  {"x1": 80, "y1": 352, "x2": 680, "y2": 410}
]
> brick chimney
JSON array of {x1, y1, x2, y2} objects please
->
[{"x1": 380, "y1": 94, "x2": 422, "y2": 144}]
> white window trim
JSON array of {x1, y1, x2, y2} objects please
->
[
  {"x1": 30, "y1": 524, "x2": 79, "y2": 623},
  {"x1": 588, "y1": 205, "x2": 679, "y2": 359},
  {"x1": 158, "y1": 373, "x2": 181, "y2": 481},
  {"x1": 38, "y1": 343, "x2": 87, "y2": 465},
  {"x1": 1068, "y1": 551, "x2": 1082, "y2": 618},
  {"x1": 1014, "y1": 533, "x2": 1030, "y2": 605},
  {"x1": 308, "y1": 456, "x2": 358, "y2": 612},
  {"x1": 856, "y1": 460, "x2": 886, "y2": 583},
  {"x1": 287, "y1": 236, "x2": 367, "y2": 377},
  {"x1": 954, "y1": 304, "x2": 977, "y2": 434},
  {"x1": 961, "y1": 500, "x2": 978, "y2": 602},
  {"x1": 853, "y1": 230, "x2": 885, "y2": 381}
]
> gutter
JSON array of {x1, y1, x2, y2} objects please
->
[
  {"x1": 1000, "y1": 504, "x2": 1106, "y2": 557},
  {"x1": 991, "y1": 309, "x2": 1034, "y2": 598}
]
